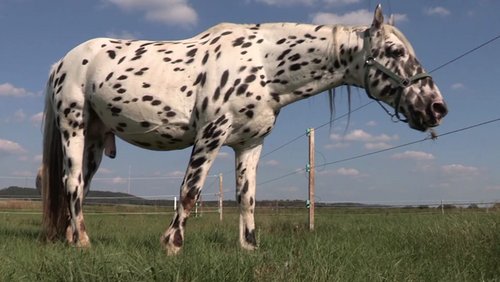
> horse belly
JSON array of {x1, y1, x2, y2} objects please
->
[
  {"x1": 115, "y1": 123, "x2": 196, "y2": 151},
  {"x1": 89, "y1": 88, "x2": 196, "y2": 151}
]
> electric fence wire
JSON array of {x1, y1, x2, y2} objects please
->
[{"x1": 258, "y1": 117, "x2": 500, "y2": 186}]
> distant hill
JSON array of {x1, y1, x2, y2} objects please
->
[
  {"x1": 0, "y1": 186, "x2": 38, "y2": 198},
  {"x1": 0, "y1": 186, "x2": 147, "y2": 205},
  {"x1": 0, "y1": 187, "x2": 400, "y2": 208}
]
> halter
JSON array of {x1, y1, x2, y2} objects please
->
[{"x1": 362, "y1": 29, "x2": 431, "y2": 123}]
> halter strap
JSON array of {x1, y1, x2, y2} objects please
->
[{"x1": 362, "y1": 29, "x2": 431, "y2": 123}]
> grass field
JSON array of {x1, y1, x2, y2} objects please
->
[{"x1": 0, "y1": 204, "x2": 499, "y2": 281}]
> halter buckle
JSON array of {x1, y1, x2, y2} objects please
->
[
  {"x1": 400, "y1": 78, "x2": 411, "y2": 88},
  {"x1": 365, "y1": 57, "x2": 375, "y2": 66}
]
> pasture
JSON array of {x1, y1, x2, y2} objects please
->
[{"x1": 1, "y1": 204, "x2": 499, "y2": 281}]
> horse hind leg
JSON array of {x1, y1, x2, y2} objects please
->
[
  {"x1": 234, "y1": 142, "x2": 263, "y2": 250},
  {"x1": 57, "y1": 95, "x2": 91, "y2": 247}
]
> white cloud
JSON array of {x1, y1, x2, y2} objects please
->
[
  {"x1": 167, "y1": 170, "x2": 185, "y2": 178},
  {"x1": 486, "y1": 185, "x2": 500, "y2": 192},
  {"x1": 106, "y1": 30, "x2": 140, "y2": 40},
  {"x1": 323, "y1": 0, "x2": 360, "y2": 6},
  {"x1": 365, "y1": 142, "x2": 391, "y2": 150},
  {"x1": 254, "y1": 0, "x2": 360, "y2": 6},
  {"x1": 111, "y1": 177, "x2": 127, "y2": 184},
  {"x1": 106, "y1": 0, "x2": 198, "y2": 27},
  {"x1": 329, "y1": 129, "x2": 398, "y2": 150},
  {"x1": 264, "y1": 159, "x2": 280, "y2": 166},
  {"x1": 312, "y1": 9, "x2": 372, "y2": 25},
  {"x1": 2, "y1": 109, "x2": 35, "y2": 124},
  {"x1": 0, "y1": 139, "x2": 26, "y2": 155},
  {"x1": 318, "y1": 167, "x2": 364, "y2": 178},
  {"x1": 366, "y1": 120, "x2": 377, "y2": 127},
  {"x1": 429, "y1": 182, "x2": 451, "y2": 189},
  {"x1": 344, "y1": 129, "x2": 374, "y2": 141},
  {"x1": 441, "y1": 164, "x2": 479, "y2": 175},
  {"x1": 33, "y1": 154, "x2": 43, "y2": 163},
  {"x1": 312, "y1": 9, "x2": 407, "y2": 25},
  {"x1": 255, "y1": 0, "x2": 315, "y2": 6},
  {"x1": 391, "y1": 14, "x2": 408, "y2": 23},
  {"x1": 451, "y1": 83, "x2": 464, "y2": 90},
  {"x1": 391, "y1": 150, "x2": 435, "y2": 161},
  {"x1": 0, "y1": 83, "x2": 34, "y2": 97},
  {"x1": 333, "y1": 129, "x2": 398, "y2": 143},
  {"x1": 335, "y1": 167, "x2": 360, "y2": 176},
  {"x1": 324, "y1": 142, "x2": 350, "y2": 149},
  {"x1": 97, "y1": 167, "x2": 114, "y2": 175},
  {"x1": 217, "y1": 151, "x2": 231, "y2": 160},
  {"x1": 425, "y1": 6, "x2": 451, "y2": 17},
  {"x1": 30, "y1": 112, "x2": 44, "y2": 125}
]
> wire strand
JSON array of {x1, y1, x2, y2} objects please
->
[
  {"x1": 429, "y1": 34, "x2": 500, "y2": 74},
  {"x1": 258, "y1": 117, "x2": 500, "y2": 186},
  {"x1": 261, "y1": 101, "x2": 374, "y2": 159}
]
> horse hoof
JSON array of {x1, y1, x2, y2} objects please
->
[
  {"x1": 75, "y1": 240, "x2": 91, "y2": 249},
  {"x1": 240, "y1": 243, "x2": 258, "y2": 251},
  {"x1": 160, "y1": 235, "x2": 182, "y2": 256}
]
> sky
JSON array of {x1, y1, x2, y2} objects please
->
[{"x1": 0, "y1": 0, "x2": 500, "y2": 205}]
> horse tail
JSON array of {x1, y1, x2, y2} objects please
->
[{"x1": 41, "y1": 68, "x2": 68, "y2": 242}]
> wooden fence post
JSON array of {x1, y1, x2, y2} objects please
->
[
  {"x1": 219, "y1": 173, "x2": 223, "y2": 221},
  {"x1": 307, "y1": 128, "x2": 315, "y2": 231}
]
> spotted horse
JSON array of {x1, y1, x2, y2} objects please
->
[{"x1": 40, "y1": 5, "x2": 447, "y2": 254}]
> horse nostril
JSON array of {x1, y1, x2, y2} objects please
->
[{"x1": 431, "y1": 102, "x2": 448, "y2": 119}]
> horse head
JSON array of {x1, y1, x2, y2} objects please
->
[{"x1": 361, "y1": 5, "x2": 448, "y2": 131}]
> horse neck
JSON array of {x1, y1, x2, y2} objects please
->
[{"x1": 259, "y1": 24, "x2": 366, "y2": 109}]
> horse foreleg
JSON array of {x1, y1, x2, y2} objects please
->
[
  {"x1": 234, "y1": 142, "x2": 263, "y2": 250},
  {"x1": 161, "y1": 115, "x2": 231, "y2": 255}
]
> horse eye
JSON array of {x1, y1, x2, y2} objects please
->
[
  {"x1": 386, "y1": 47, "x2": 405, "y2": 58},
  {"x1": 394, "y1": 48, "x2": 405, "y2": 57}
]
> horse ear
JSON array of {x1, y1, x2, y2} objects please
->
[
  {"x1": 372, "y1": 4, "x2": 384, "y2": 29},
  {"x1": 388, "y1": 14, "x2": 395, "y2": 26}
]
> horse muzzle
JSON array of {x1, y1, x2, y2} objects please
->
[{"x1": 408, "y1": 100, "x2": 448, "y2": 131}]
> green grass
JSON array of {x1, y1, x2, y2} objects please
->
[{"x1": 0, "y1": 207, "x2": 499, "y2": 281}]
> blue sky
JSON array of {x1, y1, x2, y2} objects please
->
[{"x1": 0, "y1": 0, "x2": 499, "y2": 205}]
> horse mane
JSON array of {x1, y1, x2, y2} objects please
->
[
  {"x1": 384, "y1": 24, "x2": 416, "y2": 56},
  {"x1": 326, "y1": 24, "x2": 362, "y2": 132}
]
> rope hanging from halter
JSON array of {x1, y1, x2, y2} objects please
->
[{"x1": 362, "y1": 29, "x2": 431, "y2": 123}]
